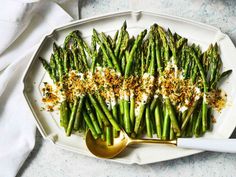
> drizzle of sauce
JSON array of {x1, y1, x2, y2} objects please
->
[{"x1": 41, "y1": 66, "x2": 227, "y2": 114}]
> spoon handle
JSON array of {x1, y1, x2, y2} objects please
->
[
  {"x1": 177, "y1": 138, "x2": 236, "y2": 153},
  {"x1": 130, "y1": 138, "x2": 177, "y2": 145}
]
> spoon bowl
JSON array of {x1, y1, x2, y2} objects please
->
[{"x1": 85, "y1": 130, "x2": 130, "y2": 159}]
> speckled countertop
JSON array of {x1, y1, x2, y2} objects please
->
[{"x1": 17, "y1": 0, "x2": 236, "y2": 177}]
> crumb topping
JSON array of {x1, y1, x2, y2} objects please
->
[{"x1": 41, "y1": 65, "x2": 226, "y2": 112}]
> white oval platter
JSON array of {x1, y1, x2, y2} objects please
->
[{"x1": 23, "y1": 11, "x2": 236, "y2": 164}]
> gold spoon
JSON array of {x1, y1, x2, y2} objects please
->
[
  {"x1": 86, "y1": 129, "x2": 236, "y2": 159},
  {"x1": 85, "y1": 129, "x2": 176, "y2": 159}
]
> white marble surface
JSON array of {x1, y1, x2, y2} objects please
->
[{"x1": 18, "y1": 0, "x2": 236, "y2": 176}]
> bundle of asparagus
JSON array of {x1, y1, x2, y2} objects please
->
[{"x1": 40, "y1": 22, "x2": 231, "y2": 145}]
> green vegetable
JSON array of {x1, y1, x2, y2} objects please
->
[{"x1": 40, "y1": 22, "x2": 231, "y2": 144}]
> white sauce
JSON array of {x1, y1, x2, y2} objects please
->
[
  {"x1": 135, "y1": 102, "x2": 142, "y2": 117},
  {"x1": 124, "y1": 91, "x2": 129, "y2": 101},
  {"x1": 179, "y1": 106, "x2": 188, "y2": 112},
  {"x1": 141, "y1": 93, "x2": 148, "y2": 104},
  {"x1": 154, "y1": 94, "x2": 159, "y2": 98},
  {"x1": 106, "y1": 100, "x2": 111, "y2": 110}
]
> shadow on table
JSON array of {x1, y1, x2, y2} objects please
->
[
  {"x1": 16, "y1": 129, "x2": 43, "y2": 177},
  {"x1": 230, "y1": 128, "x2": 236, "y2": 138},
  {"x1": 78, "y1": 0, "x2": 95, "y2": 19}
]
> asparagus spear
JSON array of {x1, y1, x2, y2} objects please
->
[
  {"x1": 145, "y1": 104, "x2": 152, "y2": 137},
  {"x1": 190, "y1": 48, "x2": 208, "y2": 133},
  {"x1": 73, "y1": 96, "x2": 85, "y2": 131},
  {"x1": 85, "y1": 98, "x2": 102, "y2": 134},
  {"x1": 162, "y1": 104, "x2": 170, "y2": 140},
  {"x1": 66, "y1": 98, "x2": 79, "y2": 136},
  {"x1": 93, "y1": 29, "x2": 114, "y2": 68},
  {"x1": 125, "y1": 29, "x2": 147, "y2": 77},
  {"x1": 115, "y1": 21, "x2": 127, "y2": 57},
  {"x1": 60, "y1": 101, "x2": 70, "y2": 130},
  {"x1": 100, "y1": 32, "x2": 121, "y2": 72},
  {"x1": 83, "y1": 110, "x2": 99, "y2": 139},
  {"x1": 39, "y1": 57, "x2": 55, "y2": 82},
  {"x1": 154, "y1": 102, "x2": 162, "y2": 138}
]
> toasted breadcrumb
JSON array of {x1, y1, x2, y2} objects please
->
[{"x1": 41, "y1": 66, "x2": 226, "y2": 112}]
